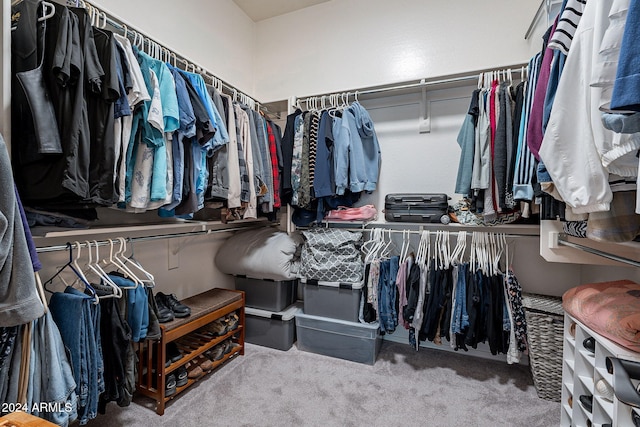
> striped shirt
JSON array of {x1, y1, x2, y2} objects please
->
[
  {"x1": 513, "y1": 53, "x2": 542, "y2": 202},
  {"x1": 548, "y1": 0, "x2": 587, "y2": 54}
]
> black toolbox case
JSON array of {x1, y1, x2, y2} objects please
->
[{"x1": 384, "y1": 193, "x2": 450, "y2": 223}]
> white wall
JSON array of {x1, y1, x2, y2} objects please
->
[
  {"x1": 254, "y1": 0, "x2": 543, "y2": 102},
  {"x1": 91, "y1": 0, "x2": 257, "y2": 95}
]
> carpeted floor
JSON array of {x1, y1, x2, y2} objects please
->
[{"x1": 86, "y1": 341, "x2": 560, "y2": 427}]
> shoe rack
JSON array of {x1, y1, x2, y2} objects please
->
[
  {"x1": 561, "y1": 314, "x2": 640, "y2": 427},
  {"x1": 136, "y1": 288, "x2": 245, "y2": 415}
]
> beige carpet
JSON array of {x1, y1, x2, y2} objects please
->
[{"x1": 86, "y1": 341, "x2": 560, "y2": 427}]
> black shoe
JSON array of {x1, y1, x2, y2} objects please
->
[
  {"x1": 158, "y1": 292, "x2": 191, "y2": 318},
  {"x1": 175, "y1": 365, "x2": 188, "y2": 387},
  {"x1": 579, "y1": 395, "x2": 593, "y2": 413},
  {"x1": 165, "y1": 374, "x2": 176, "y2": 396},
  {"x1": 166, "y1": 342, "x2": 183, "y2": 364},
  {"x1": 154, "y1": 293, "x2": 175, "y2": 323},
  {"x1": 634, "y1": 409, "x2": 640, "y2": 427},
  {"x1": 583, "y1": 337, "x2": 595, "y2": 353}
]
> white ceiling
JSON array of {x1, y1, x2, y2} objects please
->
[{"x1": 233, "y1": 0, "x2": 332, "y2": 22}]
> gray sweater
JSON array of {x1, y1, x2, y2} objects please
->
[{"x1": 0, "y1": 134, "x2": 44, "y2": 326}]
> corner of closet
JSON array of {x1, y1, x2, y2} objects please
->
[{"x1": 540, "y1": 220, "x2": 640, "y2": 268}]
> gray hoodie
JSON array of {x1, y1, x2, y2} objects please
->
[
  {"x1": 334, "y1": 101, "x2": 381, "y2": 195},
  {"x1": 0, "y1": 134, "x2": 45, "y2": 326}
]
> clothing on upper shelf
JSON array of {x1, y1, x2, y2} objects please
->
[
  {"x1": 283, "y1": 100, "x2": 381, "y2": 224},
  {"x1": 9, "y1": 0, "x2": 282, "y2": 221},
  {"x1": 454, "y1": 0, "x2": 640, "y2": 241},
  {"x1": 539, "y1": 0, "x2": 640, "y2": 217},
  {"x1": 454, "y1": 68, "x2": 528, "y2": 224}
]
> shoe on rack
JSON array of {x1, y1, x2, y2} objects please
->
[
  {"x1": 207, "y1": 318, "x2": 228, "y2": 336},
  {"x1": 200, "y1": 357, "x2": 214, "y2": 372},
  {"x1": 166, "y1": 342, "x2": 183, "y2": 364},
  {"x1": 583, "y1": 337, "x2": 596, "y2": 354},
  {"x1": 186, "y1": 362, "x2": 204, "y2": 379},
  {"x1": 227, "y1": 341, "x2": 241, "y2": 355},
  {"x1": 154, "y1": 293, "x2": 175, "y2": 323},
  {"x1": 226, "y1": 313, "x2": 239, "y2": 332},
  {"x1": 157, "y1": 292, "x2": 191, "y2": 318},
  {"x1": 175, "y1": 365, "x2": 188, "y2": 387},
  {"x1": 595, "y1": 379, "x2": 614, "y2": 401},
  {"x1": 222, "y1": 340, "x2": 232, "y2": 355},
  {"x1": 209, "y1": 343, "x2": 226, "y2": 361},
  {"x1": 165, "y1": 374, "x2": 177, "y2": 397},
  {"x1": 579, "y1": 394, "x2": 593, "y2": 413}
]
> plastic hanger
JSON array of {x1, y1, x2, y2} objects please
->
[
  {"x1": 37, "y1": 1, "x2": 55, "y2": 22},
  {"x1": 113, "y1": 238, "x2": 145, "y2": 285},
  {"x1": 43, "y1": 242, "x2": 99, "y2": 304},
  {"x1": 82, "y1": 240, "x2": 122, "y2": 297},
  {"x1": 101, "y1": 239, "x2": 139, "y2": 289},
  {"x1": 121, "y1": 238, "x2": 155, "y2": 286}
]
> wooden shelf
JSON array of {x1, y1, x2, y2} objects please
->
[
  {"x1": 166, "y1": 326, "x2": 243, "y2": 375},
  {"x1": 136, "y1": 288, "x2": 246, "y2": 415},
  {"x1": 164, "y1": 347, "x2": 243, "y2": 403}
]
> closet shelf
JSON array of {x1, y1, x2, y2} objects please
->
[
  {"x1": 540, "y1": 220, "x2": 640, "y2": 267},
  {"x1": 32, "y1": 217, "x2": 270, "y2": 249},
  {"x1": 368, "y1": 222, "x2": 540, "y2": 235}
]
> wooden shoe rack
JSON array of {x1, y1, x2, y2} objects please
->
[{"x1": 136, "y1": 288, "x2": 245, "y2": 415}]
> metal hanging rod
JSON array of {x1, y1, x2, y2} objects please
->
[
  {"x1": 524, "y1": 0, "x2": 563, "y2": 40},
  {"x1": 67, "y1": 0, "x2": 271, "y2": 115},
  {"x1": 314, "y1": 226, "x2": 538, "y2": 239},
  {"x1": 35, "y1": 225, "x2": 259, "y2": 253},
  {"x1": 293, "y1": 63, "x2": 529, "y2": 105},
  {"x1": 557, "y1": 234, "x2": 640, "y2": 269}
]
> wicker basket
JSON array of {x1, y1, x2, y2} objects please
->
[{"x1": 522, "y1": 293, "x2": 564, "y2": 402}]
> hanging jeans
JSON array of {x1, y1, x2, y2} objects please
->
[
  {"x1": 28, "y1": 312, "x2": 78, "y2": 427},
  {"x1": 377, "y1": 256, "x2": 399, "y2": 334},
  {"x1": 50, "y1": 287, "x2": 102, "y2": 425}
]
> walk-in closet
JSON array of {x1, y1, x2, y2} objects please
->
[{"x1": 1, "y1": 0, "x2": 640, "y2": 426}]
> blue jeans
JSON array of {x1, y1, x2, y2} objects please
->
[
  {"x1": 451, "y1": 263, "x2": 469, "y2": 334},
  {"x1": 378, "y1": 256, "x2": 399, "y2": 333},
  {"x1": 50, "y1": 287, "x2": 101, "y2": 425},
  {"x1": 29, "y1": 312, "x2": 78, "y2": 426}
]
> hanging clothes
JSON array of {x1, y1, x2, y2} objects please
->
[{"x1": 0, "y1": 134, "x2": 44, "y2": 326}]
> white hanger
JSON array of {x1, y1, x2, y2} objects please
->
[
  {"x1": 72, "y1": 242, "x2": 100, "y2": 304},
  {"x1": 102, "y1": 239, "x2": 140, "y2": 288},
  {"x1": 37, "y1": 1, "x2": 55, "y2": 22},
  {"x1": 71, "y1": 241, "x2": 91, "y2": 287},
  {"x1": 121, "y1": 238, "x2": 155, "y2": 286},
  {"x1": 86, "y1": 240, "x2": 123, "y2": 297}
]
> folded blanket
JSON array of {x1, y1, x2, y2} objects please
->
[
  {"x1": 563, "y1": 280, "x2": 640, "y2": 352},
  {"x1": 215, "y1": 228, "x2": 303, "y2": 281}
]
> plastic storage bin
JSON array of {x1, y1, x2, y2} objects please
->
[
  {"x1": 234, "y1": 276, "x2": 297, "y2": 311},
  {"x1": 295, "y1": 312, "x2": 381, "y2": 365},
  {"x1": 301, "y1": 279, "x2": 362, "y2": 322},
  {"x1": 245, "y1": 303, "x2": 301, "y2": 351}
]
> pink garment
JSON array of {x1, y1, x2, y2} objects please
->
[
  {"x1": 396, "y1": 258, "x2": 410, "y2": 329},
  {"x1": 325, "y1": 205, "x2": 377, "y2": 221}
]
